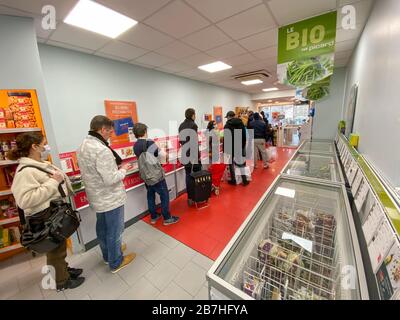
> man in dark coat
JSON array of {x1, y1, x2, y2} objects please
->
[{"x1": 223, "y1": 111, "x2": 249, "y2": 186}]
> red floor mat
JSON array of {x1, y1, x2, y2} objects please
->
[{"x1": 142, "y1": 147, "x2": 296, "y2": 260}]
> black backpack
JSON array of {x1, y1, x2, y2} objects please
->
[{"x1": 17, "y1": 165, "x2": 81, "y2": 254}]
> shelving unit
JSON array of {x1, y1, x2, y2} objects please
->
[
  {"x1": 0, "y1": 216, "x2": 19, "y2": 226},
  {"x1": 0, "y1": 90, "x2": 47, "y2": 261},
  {"x1": 0, "y1": 128, "x2": 41, "y2": 134}
]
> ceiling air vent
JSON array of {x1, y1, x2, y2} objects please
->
[{"x1": 232, "y1": 69, "x2": 271, "y2": 82}]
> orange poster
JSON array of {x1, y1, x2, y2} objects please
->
[
  {"x1": 105, "y1": 100, "x2": 138, "y2": 146},
  {"x1": 213, "y1": 106, "x2": 223, "y2": 130}
]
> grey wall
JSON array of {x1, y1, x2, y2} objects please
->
[
  {"x1": 0, "y1": 15, "x2": 60, "y2": 166},
  {"x1": 343, "y1": 0, "x2": 400, "y2": 187},
  {"x1": 38, "y1": 44, "x2": 252, "y2": 153},
  {"x1": 312, "y1": 67, "x2": 347, "y2": 140}
]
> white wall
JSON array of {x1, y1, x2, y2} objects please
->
[
  {"x1": 0, "y1": 15, "x2": 60, "y2": 166},
  {"x1": 343, "y1": 0, "x2": 400, "y2": 187},
  {"x1": 312, "y1": 67, "x2": 347, "y2": 140},
  {"x1": 38, "y1": 44, "x2": 252, "y2": 153}
]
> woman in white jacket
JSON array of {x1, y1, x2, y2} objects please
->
[{"x1": 9, "y1": 132, "x2": 84, "y2": 291}]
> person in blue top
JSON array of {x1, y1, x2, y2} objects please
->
[{"x1": 133, "y1": 123, "x2": 179, "y2": 226}]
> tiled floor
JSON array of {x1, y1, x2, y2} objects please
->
[{"x1": 0, "y1": 220, "x2": 212, "y2": 300}]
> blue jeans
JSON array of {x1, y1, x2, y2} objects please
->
[
  {"x1": 147, "y1": 179, "x2": 171, "y2": 220},
  {"x1": 96, "y1": 206, "x2": 124, "y2": 270}
]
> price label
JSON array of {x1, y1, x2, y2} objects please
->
[{"x1": 73, "y1": 190, "x2": 89, "y2": 209}]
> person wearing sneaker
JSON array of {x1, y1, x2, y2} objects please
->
[
  {"x1": 133, "y1": 123, "x2": 180, "y2": 226},
  {"x1": 77, "y1": 116, "x2": 136, "y2": 274},
  {"x1": 8, "y1": 132, "x2": 85, "y2": 291}
]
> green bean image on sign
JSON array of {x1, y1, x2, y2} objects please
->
[{"x1": 287, "y1": 58, "x2": 326, "y2": 87}]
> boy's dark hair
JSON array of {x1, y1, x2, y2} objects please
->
[
  {"x1": 90, "y1": 115, "x2": 114, "y2": 131},
  {"x1": 185, "y1": 108, "x2": 195, "y2": 120},
  {"x1": 133, "y1": 123, "x2": 148, "y2": 138}
]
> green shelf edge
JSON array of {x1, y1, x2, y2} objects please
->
[{"x1": 339, "y1": 134, "x2": 400, "y2": 235}]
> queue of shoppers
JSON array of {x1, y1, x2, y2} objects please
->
[{"x1": 8, "y1": 108, "x2": 272, "y2": 293}]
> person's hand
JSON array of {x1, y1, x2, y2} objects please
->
[
  {"x1": 121, "y1": 163, "x2": 133, "y2": 171},
  {"x1": 51, "y1": 171, "x2": 64, "y2": 183}
]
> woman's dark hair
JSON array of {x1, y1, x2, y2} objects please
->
[
  {"x1": 7, "y1": 132, "x2": 44, "y2": 160},
  {"x1": 90, "y1": 115, "x2": 114, "y2": 131},
  {"x1": 133, "y1": 123, "x2": 148, "y2": 138},
  {"x1": 207, "y1": 121, "x2": 216, "y2": 131},
  {"x1": 185, "y1": 108, "x2": 196, "y2": 120}
]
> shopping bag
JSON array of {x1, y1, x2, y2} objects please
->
[
  {"x1": 267, "y1": 146, "x2": 277, "y2": 163},
  {"x1": 235, "y1": 166, "x2": 252, "y2": 185}
]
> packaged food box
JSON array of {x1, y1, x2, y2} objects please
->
[
  {"x1": 0, "y1": 108, "x2": 5, "y2": 119},
  {"x1": 6, "y1": 120, "x2": 15, "y2": 128},
  {"x1": 0, "y1": 120, "x2": 6, "y2": 129}
]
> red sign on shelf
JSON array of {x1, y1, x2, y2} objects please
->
[
  {"x1": 123, "y1": 172, "x2": 142, "y2": 190},
  {"x1": 73, "y1": 190, "x2": 89, "y2": 210}
]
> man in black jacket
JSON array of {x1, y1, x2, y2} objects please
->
[
  {"x1": 248, "y1": 113, "x2": 269, "y2": 169},
  {"x1": 224, "y1": 111, "x2": 249, "y2": 186},
  {"x1": 179, "y1": 108, "x2": 201, "y2": 203}
]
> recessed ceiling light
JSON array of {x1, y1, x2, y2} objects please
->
[
  {"x1": 64, "y1": 0, "x2": 138, "y2": 39},
  {"x1": 198, "y1": 61, "x2": 232, "y2": 73},
  {"x1": 263, "y1": 87, "x2": 279, "y2": 92},
  {"x1": 241, "y1": 79, "x2": 263, "y2": 86}
]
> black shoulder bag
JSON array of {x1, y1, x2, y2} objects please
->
[{"x1": 17, "y1": 165, "x2": 81, "y2": 254}]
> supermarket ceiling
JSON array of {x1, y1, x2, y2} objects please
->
[{"x1": 0, "y1": 0, "x2": 374, "y2": 94}]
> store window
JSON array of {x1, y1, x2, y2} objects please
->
[{"x1": 260, "y1": 104, "x2": 309, "y2": 126}]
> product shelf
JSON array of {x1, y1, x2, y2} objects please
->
[
  {"x1": 0, "y1": 189, "x2": 13, "y2": 196},
  {"x1": 0, "y1": 243, "x2": 22, "y2": 254},
  {"x1": 0, "y1": 160, "x2": 18, "y2": 166},
  {"x1": 0, "y1": 128, "x2": 41, "y2": 134},
  {"x1": 0, "y1": 216, "x2": 19, "y2": 226}
]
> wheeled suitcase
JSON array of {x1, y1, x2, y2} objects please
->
[{"x1": 187, "y1": 170, "x2": 212, "y2": 207}]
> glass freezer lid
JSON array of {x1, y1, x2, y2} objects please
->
[
  {"x1": 298, "y1": 140, "x2": 335, "y2": 154},
  {"x1": 213, "y1": 178, "x2": 360, "y2": 300},
  {"x1": 284, "y1": 153, "x2": 342, "y2": 183}
]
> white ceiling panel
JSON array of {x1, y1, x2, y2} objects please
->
[
  {"x1": 335, "y1": 50, "x2": 353, "y2": 60},
  {"x1": 49, "y1": 23, "x2": 110, "y2": 51},
  {"x1": 251, "y1": 46, "x2": 278, "y2": 60},
  {"x1": 156, "y1": 61, "x2": 192, "y2": 73},
  {"x1": 184, "y1": 0, "x2": 262, "y2": 23},
  {"x1": 94, "y1": 51, "x2": 129, "y2": 62},
  {"x1": 335, "y1": 57, "x2": 349, "y2": 67},
  {"x1": 155, "y1": 41, "x2": 199, "y2": 59},
  {"x1": 96, "y1": 0, "x2": 172, "y2": 21},
  {"x1": 98, "y1": 41, "x2": 148, "y2": 60},
  {"x1": 144, "y1": 0, "x2": 209, "y2": 38},
  {"x1": 335, "y1": 38, "x2": 357, "y2": 52},
  {"x1": 182, "y1": 52, "x2": 215, "y2": 67},
  {"x1": 239, "y1": 58, "x2": 277, "y2": 73},
  {"x1": 238, "y1": 28, "x2": 278, "y2": 52},
  {"x1": 0, "y1": 0, "x2": 78, "y2": 21},
  {"x1": 336, "y1": 24, "x2": 363, "y2": 42},
  {"x1": 177, "y1": 69, "x2": 215, "y2": 81},
  {"x1": 182, "y1": 26, "x2": 231, "y2": 51},
  {"x1": 224, "y1": 53, "x2": 259, "y2": 67},
  {"x1": 268, "y1": 0, "x2": 336, "y2": 26},
  {"x1": 0, "y1": 4, "x2": 37, "y2": 17},
  {"x1": 217, "y1": 4, "x2": 276, "y2": 40},
  {"x1": 133, "y1": 52, "x2": 174, "y2": 67},
  {"x1": 46, "y1": 39, "x2": 95, "y2": 54},
  {"x1": 129, "y1": 61, "x2": 155, "y2": 69},
  {"x1": 206, "y1": 42, "x2": 247, "y2": 59},
  {"x1": 118, "y1": 23, "x2": 174, "y2": 51}
]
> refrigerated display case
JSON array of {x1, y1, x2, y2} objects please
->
[
  {"x1": 207, "y1": 176, "x2": 368, "y2": 300},
  {"x1": 298, "y1": 139, "x2": 335, "y2": 155},
  {"x1": 282, "y1": 152, "x2": 344, "y2": 185}
]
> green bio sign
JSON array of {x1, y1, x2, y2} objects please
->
[
  {"x1": 278, "y1": 11, "x2": 337, "y2": 64},
  {"x1": 277, "y1": 11, "x2": 337, "y2": 97}
]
